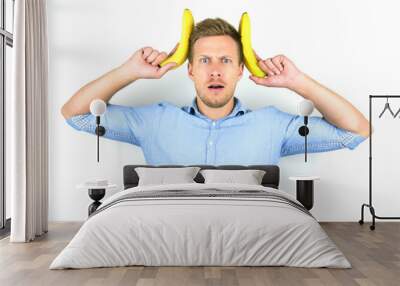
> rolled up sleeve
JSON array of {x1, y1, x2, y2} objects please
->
[
  {"x1": 272, "y1": 107, "x2": 368, "y2": 157},
  {"x1": 66, "y1": 103, "x2": 164, "y2": 147}
]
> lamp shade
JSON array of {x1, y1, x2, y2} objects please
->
[
  {"x1": 90, "y1": 99, "x2": 107, "y2": 116},
  {"x1": 298, "y1": 99, "x2": 314, "y2": 116}
]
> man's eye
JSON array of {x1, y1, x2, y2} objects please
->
[
  {"x1": 222, "y1": 58, "x2": 232, "y2": 63},
  {"x1": 200, "y1": 58, "x2": 209, "y2": 63}
]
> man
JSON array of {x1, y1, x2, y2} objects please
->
[{"x1": 61, "y1": 18, "x2": 369, "y2": 165}]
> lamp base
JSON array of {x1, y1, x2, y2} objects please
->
[{"x1": 88, "y1": 188, "x2": 105, "y2": 216}]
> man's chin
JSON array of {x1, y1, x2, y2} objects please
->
[
  {"x1": 202, "y1": 95, "x2": 231, "y2": 108},
  {"x1": 206, "y1": 103, "x2": 226, "y2": 108}
]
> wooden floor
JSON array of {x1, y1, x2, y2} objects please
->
[{"x1": 0, "y1": 222, "x2": 399, "y2": 286}]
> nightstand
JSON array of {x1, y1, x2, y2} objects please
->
[
  {"x1": 77, "y1": 183, "x2": 117, "y2": 216},
  {"x1": 288, "y1": 176, "x2": 320, "y2": 210}
]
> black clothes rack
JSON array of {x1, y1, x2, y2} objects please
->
[{"x1": 359, "y1": 95, "x2": 400, "y2": 230}]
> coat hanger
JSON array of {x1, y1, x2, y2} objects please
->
[
  {"x1": 394, "y1": 107, "x2": 400, "y2": 118},
  {"x1": 379, "y1": 97, "x2": 396, "y2": 118}
]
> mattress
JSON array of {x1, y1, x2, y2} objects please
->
[{"x1": 50, "y1": 183, "x2": 351, "y2": 269}]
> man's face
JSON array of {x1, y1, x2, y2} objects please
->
[{"x1": 188, "y1": 35, "x2": 244, "y2": 108}]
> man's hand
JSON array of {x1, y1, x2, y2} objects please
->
[
  {"x1": 249, "y1": 52, "x2": 304, "y2": 90},
  {"x1": 120, "y1": 44, "x2": 179, "y2": 80},
  {"x1": 249, "y1": 51, "x2": 370, "y2": 137}
]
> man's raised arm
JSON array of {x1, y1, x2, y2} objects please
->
[
  {"x1": 249, "y1": 53, "x2": 370, "y2": 137},
  {"x1": 61, "y1": 45, "x2": 178, "y2": 119}
]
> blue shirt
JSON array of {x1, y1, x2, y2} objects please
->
[{"x1": 66, "y1": 97, "x2": 367, "y2": 165}]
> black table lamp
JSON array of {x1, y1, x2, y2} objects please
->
[
  {"x1": 297, "y1": 99, "x2": 314, "y2": 162},
  {"x1": 89, "y1": 99, "x2": 107, "y2": 162}
]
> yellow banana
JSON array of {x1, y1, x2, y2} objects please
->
[
  {"x1": 239, "y1": 12, "x2": 266, "y2": 78},
  {"x1": 160, "y1": 8, "x2": 194, "y2": 69}
]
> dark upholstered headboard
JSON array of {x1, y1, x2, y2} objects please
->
[{"x1": 123, "y1": 165, "x2": 280, "y2": 190}]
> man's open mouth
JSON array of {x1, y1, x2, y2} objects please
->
[{"x1": 208, "y1": 84, "x2": 225, "y2": 90}]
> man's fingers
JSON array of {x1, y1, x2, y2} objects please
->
[
  {"x1": 141, "y1": 47, "x2": 153, "y2": 59},
  {"x1": 264, "y1": 59, "x2": 281, "y2": 75},
  {"x1": 249, "y1": 75, "x2": 276, "y2": 86},
  {"x1": 145, "y1": 50, "x2": 159, "y2": 63},
  {"x1": 271, "y1": 57, "x2": 284, "y2": 72},
  {"x1": 252, "y1": 50, "x2": 281, "y2": 76},
  {"x1": 257, "y1": 60, "x2": 273, "y2": 76},
  {"x1": 249, "y1": 75, "x2": 269, "y2": 85},
  {"x1": 152, "y1": 52, "x2": 168, "y2": 66},
  {"x1": 156, "y1": 62, "x2": 177, "y2": 77}
]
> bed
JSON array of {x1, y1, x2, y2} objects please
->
[{"x1": 50, "y1": 164, "x2": 351, "y2": 269}]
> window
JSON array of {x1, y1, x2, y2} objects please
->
[
  {"x1": 0, "y1": 0, "x2": 14, "y2": 237},
  {"x1": 5, "y1": 0, "x2": 13, "y2": 33}
]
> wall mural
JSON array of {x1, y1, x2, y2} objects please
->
[{"x1": 61, "y1": 9, "x2": 369, "y2": 166}]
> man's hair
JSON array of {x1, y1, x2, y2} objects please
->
[{"x1": 188, "y1": 18, "x2": 244, "y2": 65}]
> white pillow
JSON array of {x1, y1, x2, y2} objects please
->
[
  {"x1": 200, "y1": 169, "x2": 266, "y2": 185},
  {"x1": 135, "y1": 167, "x2": 201, "y2": 186}
]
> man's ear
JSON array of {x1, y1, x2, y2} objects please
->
[
  {"x1": 238, "y1": 62, "x2": 244, "y2": 79},
  {"x1": 188, "y1": 62, "x2": 194, "y2": 81}
]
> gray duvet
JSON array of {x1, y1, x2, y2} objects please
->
[{"x1": 50, "y1": 183, "x2": 351, "y2": 269}]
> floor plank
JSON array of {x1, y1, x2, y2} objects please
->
[{"x1": 0, "y1": 222, "x2": 399, "y2": 286}]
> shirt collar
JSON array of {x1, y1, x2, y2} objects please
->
[{"x1": 188, "y1": 97, "x2": 248, "y2": 119}]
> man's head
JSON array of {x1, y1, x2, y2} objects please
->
[{"x1": 188, "y1": 18, "x2": 244, "y2": 109}]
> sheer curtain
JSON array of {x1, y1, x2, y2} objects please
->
[{"x1": 9, "y1": 0, "x2": 48, "y2": 242}]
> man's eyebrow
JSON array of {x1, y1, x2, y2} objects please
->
[{"x1": 198, "y1": 55, "x2": 233, "y2": 58}]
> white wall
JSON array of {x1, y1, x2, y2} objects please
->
[{"x1": 48, "y1": 0, "x2": 400, "y2": 221}]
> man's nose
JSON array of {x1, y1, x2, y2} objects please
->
[
  {"x1": 210, "y1": 69, "x2": 222, "y2": 77},
  {"x1": 209, "y1": 61, "x2": 223, "y2": 77}
]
